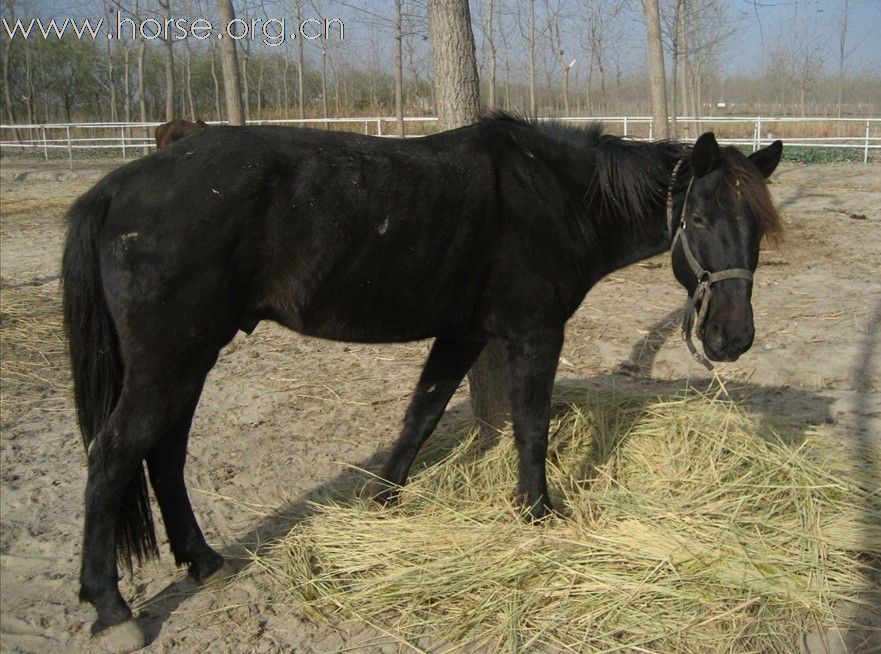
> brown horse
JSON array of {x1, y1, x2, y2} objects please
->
[{"x1": 154, "y1": 119, "x2": 208, "y2": 150}]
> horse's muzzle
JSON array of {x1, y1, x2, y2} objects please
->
[{"x1": 700, "y1": 315, "x2": 755, "y2": 362}]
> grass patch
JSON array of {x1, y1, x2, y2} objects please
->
[
  {"x1": 260, "y1": 385, "x2": 880, "y2": 652},
  {"x1": 781, "y1": 147, "x2": 867, "y2": 164}
]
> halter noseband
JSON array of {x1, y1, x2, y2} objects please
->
[{"x1": 667, "y1": 160, "x2": 754, "y2": 370}]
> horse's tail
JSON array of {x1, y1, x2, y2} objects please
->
[{"x1": 62, "y1": 180, "x2": 158, "y2": 570}]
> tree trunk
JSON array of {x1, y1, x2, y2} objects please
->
[
  {"x1": 670, "y1": 0, "x2": 682, "y2": 138},
  {"x1": 320, "y1": 46, "x2": 328, "y2": 129},
  {"x1": 216, "y1": 0, "x2": 245, "y2": 124},
  {"x1": 39, "y1": 42, "x2": 50, "y2": 122},
  {"x1": 394, "y1": 0, "x2": 405, "y2": 136},
  {"x1": 241, "y1": 46, "x2": 251, "y2": 121},
  {"x1": 295, "y1": 0, "x2": 305, "y2": 119},
  {"x1": 676, "y1": 0, "x2": 688, "y2": 134},
  {"x1": 428, "y1": 0, "x2": 480, "y2": 129},
  {"x1": 209, "y1": 42, "x2": 221, "y2": 120},
  {"x1": 256, "y1": 60, "x2": 264, "y2": 118},
  {"x1": 283, "y1": 56, "x2": 290, "y2": 115},
  {"x1": 123, "y1": 46, "x2": 132, "y2": 122},
  {"x1": 185, "y1": 40, "x2": 196, "y2": 120},
  {"x1": 159, "y1": 0, "x2": 175, "y2": 119},
  {"x1": 2, "y1": 39, "x2": 20, "y2": 141},
  {"x1": 643, "y1": 0, "x2": 668, "y2": 139},
  {"x1": 487, "y1": 0, "x2": 496, "y2": 108},
  {"x1": 528, "y1": 0, "x2": 536, "y2": 115},
  {"x1": 837, "y1": 0, "x2": 850, "y2": 119},
  {"x1": 428, "y1": 0, "x2": 508, "y2": 431},
  {"x1": 137, "y1": 39, "x2": 148, "y2": 153},
  {"x1": 24, "y1": 40, "x2": 35, "y2": 126}
]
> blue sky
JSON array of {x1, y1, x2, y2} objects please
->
[
  {"x1": 9, "y1": 0, "x2": 881, "y2": 78},
  {"x1": 721, "y1": 0, "x2": 881, "y2": 75}
]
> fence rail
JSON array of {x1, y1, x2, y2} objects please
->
[{"x1": 1, "y1": 116, "x2": 878, "y2": 169}]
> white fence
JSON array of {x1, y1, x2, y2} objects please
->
[{"x1": 1, "y1": 115, "x2": 878, "y2": 169}]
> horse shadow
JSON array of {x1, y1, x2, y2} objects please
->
[{"x1": 136, "y1": 303, "x2": 881, "y2": 650}]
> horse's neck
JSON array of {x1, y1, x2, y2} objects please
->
[
  {"x1": 586, "y1": 141, "x2": 683, "y2": 278},
  {"x1": 601, "y1": 222, "x2": 670, "y2": 276},
  {"x1": 592, "y1": 195, "x2": 672, "y2": 279}
]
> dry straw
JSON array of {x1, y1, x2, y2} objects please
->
[
  {"x1": 0, "y1": 283, "x2": 68, "y2": 420},
  {"x1": 259, "y1": 384, "x2": 880, "y2": 653}
]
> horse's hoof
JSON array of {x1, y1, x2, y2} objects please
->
[
  {"x1": 366, "y1": 478, "x2": 399, "y2": 507},
  {"x1": 200, "y1": 561, "x2": 235, "y2": 586},
  {"x1": 97, "y1": 619, "x2": 145, "y2": 653},
  {"x1": 525, "y1": 499, "x2": 556, "y2": 523}
]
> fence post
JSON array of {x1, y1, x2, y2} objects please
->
[
  {"x1": 648, "y1": 122, "x2": 653, "y2": 140},
  {"x1": 121, "y1": 126, "x2": 127, "y2": 159},
  {"x1": 623, "y1": 116, "x2": 628, "y2": 137},
  {"x1": 42, "y1": 126, "x2": 48, "y2": 162},
  {"x1": 66, "y1": 125, "x2": 73, "y2": 170},
  {"x1": 377, "y1": 119, "x2": 383, "y2": 136},
  {"x1": 364, "y1": 120, "x2": 369, "y2": 135},
  {"x1": 866, "y1": 120, "x2": 871, "y2": 164}
]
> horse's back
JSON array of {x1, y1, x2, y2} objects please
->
[{"x1": 91, "y1": 126, "x2": 504, "y2": 345}]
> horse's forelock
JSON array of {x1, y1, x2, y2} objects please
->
[{"x1": 722, "y1": 151, "x2": 784, "y2": 246}]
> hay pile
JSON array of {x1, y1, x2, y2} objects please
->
[
  {"x1": 0, "y1": 284, "x2": 68, "y2": 421},
  {"x1": 261, "y1": 385, "x2": 880, "y2": 652}
]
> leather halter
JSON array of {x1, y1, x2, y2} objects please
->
[{"x1": 667, "y1": 161, "x2": 754, "y2": 370}]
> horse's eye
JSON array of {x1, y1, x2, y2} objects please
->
[{"x1": 691, "y1": 213, "x2": 706, "y2": 227}]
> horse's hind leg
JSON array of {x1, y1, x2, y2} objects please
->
[
  {"x1": 377, "y1": 338, "x2": 485, "y2": 499},
  {"x1": 80, "y1": 366, "x2": 211, "y2": 650},
  {"x1": 145, "y1": 381, "x2": 227, "y2": 583}
]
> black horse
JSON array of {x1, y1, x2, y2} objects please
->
[{"x1": 61, "y1": 115, "x2": 782, "y2": 651}]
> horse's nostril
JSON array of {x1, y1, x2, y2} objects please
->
[{"x1": 704, "y1": 322, "x2": 723, "y2": 347}]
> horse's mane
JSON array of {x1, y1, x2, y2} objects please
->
[
  {"x1": 481, "y1": 112, "x2": 687, "y2": 235},
  {"x1": 480, "y1": 112, "x2": 783, "y2": 243}
]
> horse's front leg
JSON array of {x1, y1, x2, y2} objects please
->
[{"x1": 504, "y1": 329, "x2": 564, "y2": 520}]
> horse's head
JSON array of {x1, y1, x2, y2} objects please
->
[{"x1": 671, "y1": 133, "x2": 783, "y2": 364}]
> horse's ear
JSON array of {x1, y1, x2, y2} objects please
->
[
  {"x1": 691, "y1": 132, "x2": 720, "y2": 178},
  {"x1": 748, "y1": 140, "x2": 783, "y2": 178}
]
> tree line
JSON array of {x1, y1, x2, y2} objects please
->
[{"x1": 1, "y1": 0, "x2": 878, "y2": 129}]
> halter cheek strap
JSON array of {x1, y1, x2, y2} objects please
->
[{"x1": 667, "y1": 161, "x2": 754, "y2": 370}]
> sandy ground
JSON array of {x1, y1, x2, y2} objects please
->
[{"x1": 1, "y1": 157, "x2": 879, "y2": 653}]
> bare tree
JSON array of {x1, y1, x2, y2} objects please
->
[
  {"x1": 209, "y1": 38, "x2": 222, "y2": 120},
  {"x1": 395, "y1": 0, "x2": 405, "y2": 135},
  {"x1": 528, "y1": 0, "x2": 536, "y2": 114},
  {"x1": 294, "y1": 0, "x2": 306, "y2": 119},
  {"x1": 137, "y1": 34, "x2": 148, "y2": 148},
  {"x1": 644, "y1": 0, "x2": 669, "y2": 138},
  {"x1": 239, "y1": 1, "x2": 252, "y2": 121},
  {"x1": 184, "y1": 38, "x2": 196, "y2": 120},
  {"x1": 1, "y1": 0, "x2": 20, "y2": 139},
  {"x1": 426, "y1": 0, "x2": 509, "y2": 429},
  {"x1": 101, "y1": 0, "x2": 119, "y2": 122},
  {"x1": 216, "y1": 0, "x2": 245, "y2": 124},
  {"x1": 546, "y1": 0, "x2": 575, "y2": 116},
  {"x1": 834, "y1": 0, "x2": 866, "y2": 118},
  {"x1": 428, "y1": 0, "x2": 480, "y2": 128},
  {"x1": 158, "y1": 0, "x2": 175, "y2": 119},
  {"x1": 580, "y1": 0, "x2": 622, "y2": 114},
  {"x1": 486, "y1": 0, "x2": 497, "y2": 107}
]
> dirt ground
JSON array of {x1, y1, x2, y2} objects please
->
[{"x1": 1, "y1": 157, "x2": 879, "y2": 654}]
